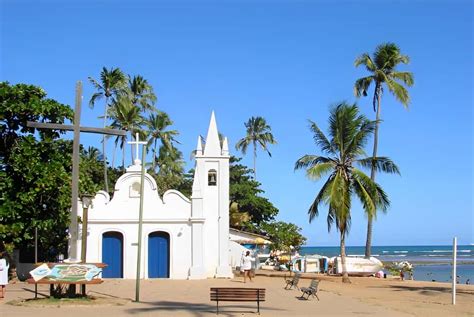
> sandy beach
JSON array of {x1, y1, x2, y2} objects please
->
[{"x1": 1, "y1": 272, "x2": 472, "y2": 317}]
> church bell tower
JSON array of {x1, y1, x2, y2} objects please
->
[{"x1": 189, "y1": 111, "x2": 233, "y2": 279}]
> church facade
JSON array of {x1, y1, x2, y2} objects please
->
[{"x1": 78, "y1": 112, "x2": 234, "y2": 279}]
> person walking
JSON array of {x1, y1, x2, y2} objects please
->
[
  {"x1": 0, "y1": 252, "x2": 9, "y2": 299},
  {"x1": 240, "y1": 251, "x2": 255, "y2": 283}
]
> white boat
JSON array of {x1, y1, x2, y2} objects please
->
[
  {"x1": 291, "y1": 255, "x2": 329, "y2": 273},
  {"x1": 332, "y1": 256, "x2": 383, "y2": 276}
]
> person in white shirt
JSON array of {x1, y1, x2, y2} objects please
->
[
  {"x1": 240, "y1": 251, "x2": 255, "y2": 283},
  {"x1": 0, "y1": 252, "x2": 9, "y2": 299}
]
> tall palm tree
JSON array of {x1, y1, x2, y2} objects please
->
[
  {"x1": 354, "y1": 43, "x2": 414, "y2": 257},
  {"x1": 107, "y1": 95, "x2": 144, "y2": 168},
  {"x1": 127, "y1": 75, "x2": 157, "y2": 113},
  {"x1": 235, "y1": 116, "x2": 277, "y2": 179},
  {"x1": 295, "y1": 103, "x2": 399, "y2": 283},
  {"x1": 88, "y1": 67, "x2": 127, "y2": 192},
  {"x1": 146, "y1": 111, "x2": 179, "y2": 171}
]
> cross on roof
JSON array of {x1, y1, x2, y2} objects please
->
[{"x1": 128, "y1": 132, "x2": 148, "y2": 165}]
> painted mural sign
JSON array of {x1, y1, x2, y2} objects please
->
[{"x1": 30, "y1": 264, "x2": 102, "y2": 282}]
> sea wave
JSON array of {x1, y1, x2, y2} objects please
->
[{"x1": 394, "y1": 251, "x2": 408, "y2": 253}]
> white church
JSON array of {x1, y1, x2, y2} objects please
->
[{"x1": 77, "y1": 112, "x2": 241, "y2": 279}]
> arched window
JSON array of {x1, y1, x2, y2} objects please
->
[{"x1": 208, "y1": 169, "x2": 217, "y2": 186}]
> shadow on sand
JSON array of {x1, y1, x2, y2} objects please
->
[
  {"x1": 380, "y1": 284, "x2": 474, "y2": 296},
  {"x1": 126, "y1": 300, "x2": 284, "y2": 317}
]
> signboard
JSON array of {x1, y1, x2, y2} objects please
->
[{"x1": 29, "y1": 264, "x2": 102, "y2": 282}]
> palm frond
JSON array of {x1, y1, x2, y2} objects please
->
[
  {"x1": 352, "y1": 167, "x2": 390, "y2": 212},
  {"x1": 356, "y1": 157, "x2": 401, "y2": 174},
  {"x1": 306, "y1": 162, "x2": 334, "y2": 181},
  {"x1": 294, "y1": 155, "x2": 332, "y2": 170},
  {"x1": 354, "y1": 53, "x2": 376, "y2": 72},
  {"x1": 390, "y1": 71, "x2": 414, "y2": 87},
  {"x1": 354, "y1": 76, "x2": 374, "y2": 97},
  {"x1": 385, "y1": 77, "x2": 410, "y2": 107},
  {"x1": 345, "y1": 118, "x2": 376, "y2": 158},
  {"x1": 89, "y1": 92, "x2": 103, "y2": 108},
  {"x1": 308, "y1": 174, "x2": 334, "y2": 223},
  {"x1": 308, "y1": 120, "x2": 336, "y2": 155}
]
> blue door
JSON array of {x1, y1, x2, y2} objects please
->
[
  {"x1": 102, "y1": 231, "x2": 123, "y2": 278},
  {"x1": 148, "y1": 231, "x2": 170, "y2": 278}
]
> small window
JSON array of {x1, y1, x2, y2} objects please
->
[{"x1": 208, "y1": 169, "x2": 217, "y2": 186}]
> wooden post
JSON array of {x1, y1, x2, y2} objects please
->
[
  {"x1": 133, "y1": 134, "x2": 147, "y2": 302},
  {"x1": 81, "y1": 204, "x2": 88, "y2": 296},
  {"x1": 70, "y1": 81, "x2": 82, "y2": 260},
  {"x1": 34, "y1": 227, "x2": 38, "y2": 299},
  {"x1": 452, "y1": 237, "x2": 457, "y2": 305},
  {"x1": 80, "y1": 205, "x2": 88, "y2": 264}
]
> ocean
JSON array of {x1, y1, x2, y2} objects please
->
[{"x1": 299, "y1": 245, "x2": 474, "y2": 283}]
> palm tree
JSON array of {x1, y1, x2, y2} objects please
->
[
  {"x1": 354, "y1": 43, "x2": 414, "y2": 257},
  {"x1": 107, "y1": 95, "x2": 144, "y2": 168},
  {"x1": 155, "y1": 145, "x2": 185, "y2": 176},
  {"x1": 146, "y1": 111, "x2": 179, "y2": 171},
  {"x1": 295, "y1": 103, "x2": 399, "y2": 283},
  {"x1": 235, "y1": 116, "x2": 277, "y2": 179},
  {"x1": 127, "y1": 75, "x2": 157, "y2": 113},
  {"x1": 88, "y1": 67, "x2": 127, "y2": 192}
]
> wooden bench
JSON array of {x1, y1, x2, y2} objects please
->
[{"x1": 210, "y1": 287, "x2": 265, "y2": 315}]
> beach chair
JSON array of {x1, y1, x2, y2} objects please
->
[
  {"x1": 284, "y1": 273, "x2": 301, "y2": 290},
  {"x1": 299, "y1": 279, "x2": 319, "y2": 300}
]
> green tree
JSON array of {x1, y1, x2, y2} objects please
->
[
  {"x1": 295, "y1": 103, "x2": 399, "y2": 283},
  {"x1": 147, "y1": 111, "x2": 179, "y2": 170},
  {"x1": 261, "y1": 221, "x2": 306, "y2": 253},
  {"x1": 235, "y1": 116, "x2": 277, "y2": 179},
  {"x1": 127, "y1": 75, "x2": 157, "y2": 113},
  {"x1": 354, "y1": 43, "x2": 414, "y2": 257},
  {"x1": 229, "y1": 157, "x2": 278, "y2": 226},
  {"x1": 152, "y1": 145, "x2": 186, "y2": 195},
  {"x1": 0, "y1": 82, "x2": 101, "y2": 259},
  {"x1": 108, "y1": 95, "x2": 144, "y2": 168},
  {"x1": 88, "y1": 67, "x2": 127, "y2": 192}
]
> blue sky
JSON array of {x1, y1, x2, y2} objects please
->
[{"x1": 1, "y1": 0, "x2": 472, "y2": 246}]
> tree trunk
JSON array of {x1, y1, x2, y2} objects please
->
[
  {"x1": 152, "y1": 139, "x2": 157, "y2": 171},
  {"x1": 122, "y1": 137, "x2": 125, "y2": 170},
  {"x1": 253, "y1": 140, "x2": 257, "y2": 180},
  {"x1": 365, "y1": 85, "x2": 382, "y2": 258},
  {"x1": 131, "y1": 132, "x2": 134, "y2": 163},
  {"x1": 103, "y1": 97, "x2": 109, "y2": 193},
  {"x1": 340, "y1": 231, "x2": 351, "y2": 283}
]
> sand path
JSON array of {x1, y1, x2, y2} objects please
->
[{"x1": 0, "y1": 274, "x2": 472, "y2": 316}]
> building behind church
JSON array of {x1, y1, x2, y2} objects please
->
[{"x1": 78, "y1": 112, "x2": 235, "y2": 279}]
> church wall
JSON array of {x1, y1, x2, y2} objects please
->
[{"x1": 84, "y1": 222, "x2": 192, "y2": 279}]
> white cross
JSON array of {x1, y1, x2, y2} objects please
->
[{"x1": 128, "y1": 132, "x2": 147, "y2": 164}]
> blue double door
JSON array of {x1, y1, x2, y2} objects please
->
[
  {"x1": 148, "y1": 231, "x2": 170, "y2": 278},
  {"x1": 102, "y1": 231, "x2": 123, "y2": 278}
]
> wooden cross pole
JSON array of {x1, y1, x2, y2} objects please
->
[
  {"x1": 129, "y1": 132, "x2": 148, "y2": 303},
  {"x1": 27, "y1": 81, "x2": 127, "y2": 261}
]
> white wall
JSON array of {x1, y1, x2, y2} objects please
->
[{"x1": 80, "y1": 169, "x2": 195, "y2": 279}]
